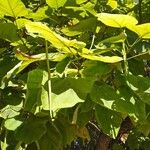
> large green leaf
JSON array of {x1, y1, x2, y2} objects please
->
[
  {"x1": 95, "y1": 105, "x2": 122, "y2": 138},
  {"x1": 113, "y1": 86, "x2": 137, "y2": 115},
  {"x1": 127, "y1": 75, "x2": 150, "y2": 105},
  {"x1": 25, "y1": 22, "x2": 86, "y2": 54},
  {"x1": 90, "y1": 83, "x2": 120, "y2": 110},
  {"x1": 29, "y1": 6, "x2": 49, "y2": 21},
  {"x1": 6, "y1": 50, "x2": 66, "y2": 76},
  {"x1": 24, "y1": 69, "x2": 48, "y2": 112},
  {"x1": 15, "y1": 49, "x2": 66, "y2": 61},
  {"x1": 4, "y1": 118, "x2": 22, "y2": 131},
  {"x1": 128, "y1": 23, "x2": 150, "y2": 39},
  {"x1": 96, "y1": 13, "x2": 138, "y2": 28},
  {"x1": 51, "y1": 78, "x2": 95, "y2": 99},
  {"x1": 46, "y1": 0, "x2": 67, "y2": 9},
  {"x1": 0, "y1": 23, "x2": 19, "y2": 41},
  {"x1": 127, "y1": 75, "x2": 150, "y2": 92},
  {"x1": 52, "y1": 89, "x2": 84, "y2": 111},
  {"x1": 16, "y1": 18, "x2": 31, "y2": 29},
  {"x1": 42, "y1": 89, "x2": 84, "y2": 112},
  {"x1": 39, "y1": 123, "x2": 63, "y2": 150},
  {"x1": 0, "y1": 0, "x2": 28, "y2": 18},
  {"x1": 2, "y1": 51, "x2": 66, "y2": 84},
  {"x1": 15, "y1": 116, "x2": 47, "y2": 143},
  {"x1": 81, "y1": 60, "x2": 112, "y2": 77},
  {"x1": 61, "y1": 17, "x2": 97, "y2": 36}
]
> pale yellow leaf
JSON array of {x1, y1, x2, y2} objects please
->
[
  {"x1": 96, "y1": 13, "x2": 138, "y2": 28},
  {"x1": 128, "y1": 23, "x2": 150, "y2": 39},
  {"x1": 79, "y1": 53, "x2": 123, "y2": 63}
]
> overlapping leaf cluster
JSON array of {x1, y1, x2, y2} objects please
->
[{"x1": 0, "y1": 0, "x2": 150, "y2": 149}]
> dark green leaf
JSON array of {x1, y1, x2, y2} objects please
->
[
  {"x1": 56, "y1": 57, "x2": 70, "y2": 73},
  {"x1": 24, "y1": 69, "x2": 48, "y2": 112},
  {"x1": 95, "y1": 105, "x2": 122, "y2": 138},
  {"x1": 15, "y1": 116, "x2": 47, "y2": 143},
  {"x1": 90, "y1": 83, "x2": 120, "y2": 110},
  {"x1": 39, "y1": 123, "x2": 63, "y2": 150},
  {"x1": 0, "y1": 23, "x2": 19, "y2": 41}
]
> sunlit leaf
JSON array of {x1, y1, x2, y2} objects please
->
[
  {"x1": 25, "y1": 22, "x2": 86, "y2": 54},
  {"x1": 42, "y1": 89, "x2": 84, "y2": 112},
  {"x1": 51, "y1": 89, "x2": 84, "y2": 112},
  {"x1": 0, "y1": 104, "x2": 22, "y2": 119},
  {"x1": 107, "y1": 0, "x2": 118, "y2": 10},
  {"x1": 79, "y1": 53, "x2": 123, "y2": 63},
  {"x1": 96, "y1": 13, "x2": 138, "y2": 28},
  {"x1": 82, "y1": 2, "x2": 97, "y2": 15},
  {"x1": 0, "y1": 0, "x2": 28, "y2": 18},
  {"x1": 15, "y1": 50, "x2": 66, "y2": 62},
  {"x1": 46, "y1": 0, "x2": 67, "y2": 9},
  {"x1": 61, "y1": 18, "x2": 97, "y2": 36},
  {"x1": 128, "y1": 23, "x2": 150, "y2": 39},
  {"x1": 15, "y1": 50, "x2": 66, "y2": 73},
  {"x1": 4, "y1": 118, "x2": 22, "y2": 131},
  {"x1": 16, "y1": 18, "x2": 31, "y2": 29},
  {"x1": 76, "y1": 0, "x2": 88, "y2": 4},
  {"x1": 29, "y1": 6, "x2": 49, "y2": 21},
  {"x1": 2, "y1": 51, "x2": 66, "y2": 82}
]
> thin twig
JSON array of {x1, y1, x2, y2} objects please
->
[
  {"x1": 90, "y1": 34, "x2": 96, "y2": 50},
  {"x1": 45, "y1": 40, "x2": 52, "y2": 118},
  {"x1": 88, "y1": 121, "x2": 101, "y2": 132},
  {"x1": 122, "y1": 42, "x2": 128, "y2": 75},
  {"x1": 127, "y1": 50, "x2": 150, "y2": 60}
]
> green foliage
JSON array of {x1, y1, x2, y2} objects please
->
[
  {"x1": 0, "y1": 0, "x2": 150, "y2": 149},
  {"x1": 46, "y1": 0, "x2": 67, "y2": 9},
  {"x1": 0, "y1": 0, "x2": 28, "y2": 18}
]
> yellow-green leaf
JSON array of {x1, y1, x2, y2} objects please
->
[
  {"x1": 128, "y1": 23, "x2": 150, "y2": 39},
  {"x1": 99, "y1": 32, "x2": 127, "y2": 44},
  {"x1": 16, "y1": 18, "x2": 31, "y2": 29},
  {"x1": 0, "y1": 0, "x2": 28, "y2": 18},
  {"x1": 76, "y1": 0, "x2": 88, "y2": 5},
  {"x1": 29, "y1": 6, "x2": 49, "y2": 21},
  {"x1": 79, "y1": 53, "x2": 123, "y2": 63},
  {"x1": 46, "y1": 0, "x2": 67, "y2": 9},
  {"x1": 25, "y1": 22, "x2": 86, "y2": 54},
  {"x1": 2, "y1": 50, "x2": 66, "y2": 81},
  {"x1": 15, "y1": 50, "x2": 66, "y2": 73},
  {"x1": 42, "y1": 89, "x2": 84, "y2": 112},
  {"x1": 96, "y1": 13, "x2": 138, "y2": 28},
  {"x1": 107, "y1": 0, "x2": 118, "y2": 10}
]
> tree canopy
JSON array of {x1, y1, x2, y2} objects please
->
[{"x1": 0, "y1": 0, "x2": 150, "y2": 149}]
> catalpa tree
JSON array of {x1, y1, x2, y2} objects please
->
[{"x1": 0, "y1": 0, "x2": 150, "y2": 149}]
